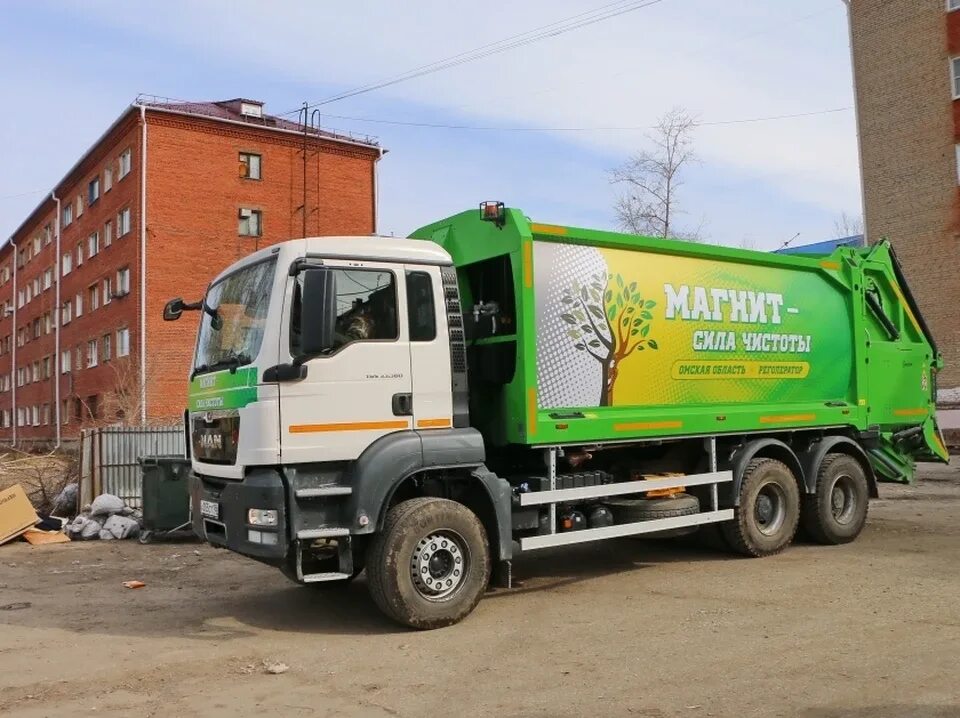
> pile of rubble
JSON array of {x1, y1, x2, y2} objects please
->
[{"x1": 65, "y1": 493, "x2": 140, "y2": 541}]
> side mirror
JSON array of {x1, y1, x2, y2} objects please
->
[
  {"x1": 300, "y1": 268, "x2": 337, "y2": 355},
  {"x1": 163, "y1": 297, "x2": 185, "y2": 321}
]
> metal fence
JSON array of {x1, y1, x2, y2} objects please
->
[{"x1": 79, "y1": 425, "x2": 185, "y2": 510}]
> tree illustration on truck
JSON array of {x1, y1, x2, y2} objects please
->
[{"x1": 560, "y1": 272, "x2": 659, "y2": 406}]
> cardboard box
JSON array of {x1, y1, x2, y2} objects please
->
[
  {"x1": 0, "y1": 484, "x2": 39, "y2": 545},
  {"x1": 22, "y1": 528, "x2": 70, "y2": 546}
]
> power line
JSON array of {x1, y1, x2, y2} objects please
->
[
  {"x1": 446, "y1": 5, "x2": 837, "y2": 115},
  {"x1": 278, "y1": 0, "x2": 667, "y2": 116},
  {"x1": 305, "y1": 106, "x2": 853, "y2": 134}
]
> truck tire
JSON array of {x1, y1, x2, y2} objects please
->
[
  {"x1": 801, "y1": 453, "x2": 869, "y2": 545},
  {"x1": 605, "y1": 494, "x2": 700, "y2": 522},
  {"x1": 722, "y1": 458, "x2": 800, "y2": 557},
  {"x1": 367, "y1": 497, "x2": 490, "y2": 630},
  {"x1": 606, "y1": 494, "x2": 700, "y2": 538}
]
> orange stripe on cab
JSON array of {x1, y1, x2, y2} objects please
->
[
  {"x1": 416, "y1": 418, "x2": 452, "y2": 429},
  {"x1": 289, "y1": 420, "x2": 409, "y2": 434}
]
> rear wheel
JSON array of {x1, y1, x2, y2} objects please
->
[
  {"x1": 367, "y1": 498, "x2": 490, "y2": 630},
  {"x1": 722, "y1": 458, "x2": 800, "y2": 557},
  {"x1": 801, "y1": 453, "x2": 869, "y2": 545}
]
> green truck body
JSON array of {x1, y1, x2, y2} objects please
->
[{"x1": 412, "y1": 208, "x2": 947, "y2": 481}]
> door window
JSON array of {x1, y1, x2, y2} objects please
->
[
  {"x1": 406, "y1": 271, "x2": 436, "y2": 342},
  {"x1": 290, "y1": 268, "x2": 398, "y2": 356}
]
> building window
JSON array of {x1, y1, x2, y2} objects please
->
[
  {"x1": 43, "y1": 313, "x2": 52, "y2": 335},
  {"x1": 87, "y1": 339, "x2": 99, "y2": 368},
  {"x1": 63, "y1": 203, "x2": 73, "y2": 226},
  {"x1": 43, "y1": 268, "x2": 53, "y2": 290},
  {"x1": 31, "y1": 360, "x2": 39, "y2": 382},
  {"x1": 32, "y1": 278, "x2": 40, "y2": 297},
  {"x1": 88, "y1": 177, "x2": 100, "y2": 205},
  {"x1": 42, "y1": 404, "x2": 50, "y2": 426},
  {"x1": 44, "y1": 224, "x2": 52, "y2": 245},
  {"x1": 117, "y1": 207, "x2": 131, "y2": 237},
  {"x1": 31, "y1": 406, "x2": 40, "y2": 427},
  {"x1": 76, "y1": 194, "x2": 83, "y2": 218},
  {"x1": 62, "y1": 350, "x2": 71, "y2": 374},
  {"x1": 239, "y1": 152, "x2": 262, "y2": 180},
  {"x1": 88, "y1": 232, "x2": 100, "y2": 259},
  {"x1": 238, "y1": 208, "x2": 262, "y2": 236},
  {"x1": 77, "y1": 241, "x2": 84, "y2": 267},
  {"x1": 118, "y1": 148, "x2": 132, "y2": 179},
  {"x1": 62, "y1": 299, "x2": 72, "y2": 324},
  {"x1": 116, "y1": 267, "x2": 131, "y2": 295},
  {"x1": 104, "y1": 166, "x2": 113, "y2": 192},
  {"x1": 32, "y1": 318, "x2": 40, "y2": 339},
  {"x1": 89, "y1": 285, "x2": 100, "y2": 311},
  {"x1": 104, "y1": 220, "x2": 113, "y2": 247},
  {"x1": 74, "y1": 345, "x2": 82, "y2": 372},
  {"x1": 42, "y1": 356, "x2": 51, "y2": 379},
  {"x1": 2, "y1": 410, "x2": 9, "y2": 428},
  {"x1": 102, "y1": 333, "x2": 112, "y2": 362},
  {"x1": 33, "y1": 236, "x2": 41, "y2": 254},
  {"x1": 953, "y1": 57, "x2": 960, "y2": 99},
  {"x1": 76, "y1": 291, "x2": 83, "y2": 317},
  {"x1": 62, "y1": 251, "x2": 72, "y2": 276},
  {"x1": 117, "y1": 327, "x2": 130, "y2": 357},
  {"x1": 17, "y1": 289, "x2": 24, "y2": 308},
  {"x1": 62, "y1": 400, "x2": 70, "y2": 425},
  {"x1": 103, "y1": 277, "x2": 112, "y2": 305}
]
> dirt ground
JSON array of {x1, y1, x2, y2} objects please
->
[{"x1": 2, "y1": 461, "x2": 959, "y2": 718}]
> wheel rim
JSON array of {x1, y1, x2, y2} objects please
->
[
  {"x1": 410, "y1": 530, "x2": 469, "y2": 601},
  {"x1": 753, "y1": 482, "x2": 787, "y2": 536},
  {"x1": 828, "y1": 474, "x2": 857, "y2": 525}
]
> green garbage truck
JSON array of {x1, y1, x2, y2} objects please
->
[{"x1": 167, "y1": 202, "x2": 948, "y2": 629}]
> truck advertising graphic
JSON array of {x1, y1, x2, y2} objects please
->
[{"x1": 534, "y1": 243, "x2": 851, "y2": 409}]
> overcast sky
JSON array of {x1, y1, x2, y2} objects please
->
[{"x1": 1, "y1": 0, "x2": 860, "y2": 250}]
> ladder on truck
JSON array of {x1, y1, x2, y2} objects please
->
[{"x1": 517, "y1": 438, "x2": 734, "y2": 551}]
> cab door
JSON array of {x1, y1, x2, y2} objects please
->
[
  {"x1": 405, "y1": 265, "x2": 453, "y2": 431},
  {"x1": 279, "y1": 261, "x2": 412, "y2": 464}
]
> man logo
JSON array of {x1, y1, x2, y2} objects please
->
[{"x1": 198, "y1": 433, "x2": 223, "y2": 451}]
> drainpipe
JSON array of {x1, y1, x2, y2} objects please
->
[
  {"x1": 841, "y1": 0, "x2": 869, "y2": 242},
  {"x1": 10, "y1": 236, "x2": 17, "y2": 447},
  {"x1": 139, "y1": 104, "x2": 147, "y2": 425},
  {"x1": 373, "y1": 149, "x2": 382, "y2": 235},
  {"x1": 52, "y1": 192, "x2": 61, "y2": 447}
]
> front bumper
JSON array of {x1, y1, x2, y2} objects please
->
[{"x1": 190, "y1": 469, "x2": 289, "y2": 565}]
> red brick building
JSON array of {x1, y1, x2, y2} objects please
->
[
  {"x1": 847, "y1": 1, "x2": 960, "y2": 398},
  {"x1": 0, "y1": 97, "x2": 382, "y2": 445}
]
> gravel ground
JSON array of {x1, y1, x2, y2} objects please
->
[{"x1": 1, "y1": 460, "x2": 958, "y2": 718}]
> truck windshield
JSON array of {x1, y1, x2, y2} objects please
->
[{"x1": 194, "y1": 257, "x2": 276, "y2": 375}]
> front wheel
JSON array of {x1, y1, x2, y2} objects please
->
[{"x1": 367, "y1": 498, "x2": 490, "y2": 630}]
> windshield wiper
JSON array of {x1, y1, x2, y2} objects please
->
[{"x1": 192, "y1": 352, "x2": 252, "y2": 379}]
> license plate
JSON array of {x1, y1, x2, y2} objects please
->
[{"x1": 200, "y1": 499, "x2": 220, "y2": 520}]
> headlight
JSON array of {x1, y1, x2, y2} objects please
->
[{"x1": 247, "y1": 508, "x2": 278, "y2": 526}]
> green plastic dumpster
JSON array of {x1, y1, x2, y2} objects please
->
[{"x1": 139, "y1": 456, "x2": 192, "y2": 543}]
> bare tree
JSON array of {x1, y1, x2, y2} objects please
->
[
  {"x1": 611, "y1": 108, "x2": 701, "y2": 241},
  {"x1": 833, "y1": 211, "x2": 864, "y2": 239}
]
